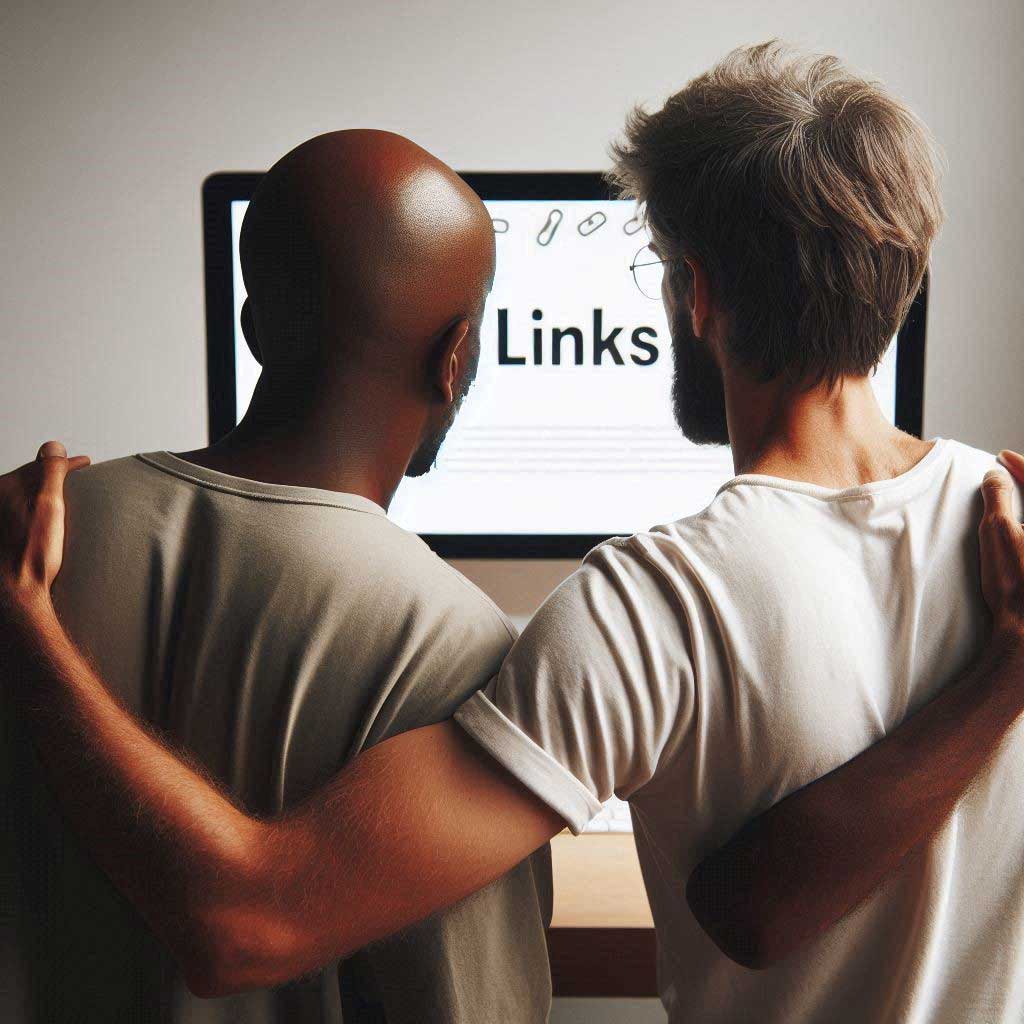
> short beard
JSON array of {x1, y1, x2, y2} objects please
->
[
  {"x1": 406, "y1": 338, "x2": 481, "y2": 478},
  {"x1": 405, "y1": 403, "x2": 458, "y2": 478},
  {"x1": 670, "y1": 311, "x2": 730, "y2": 446}
]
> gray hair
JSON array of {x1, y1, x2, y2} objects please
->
[{"x1": 610, "y1": 40, "x2": 944, "y2": 385}]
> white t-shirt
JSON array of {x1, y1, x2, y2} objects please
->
[{"x1": 456, "y1": 438, "x2": 1024, "y2": 1023}]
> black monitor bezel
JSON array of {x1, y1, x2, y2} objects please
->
[{"x1": 203, "y1": 170, "x2": 927, "y2": 560}]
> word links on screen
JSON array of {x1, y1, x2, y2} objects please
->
[{"x1": 230, "y1": 199, "x2": 898, "y2": 539}]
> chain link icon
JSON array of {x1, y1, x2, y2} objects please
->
[{"x1": 537, "y1": 209, "x2": 563, "y2": 246}]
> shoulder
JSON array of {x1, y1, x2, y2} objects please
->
[
  {"x1": 65, "y1": 456, "x2": 516, "y2": 648},
  {"x1": 63, "y1": 454, "x2": 229, "y2": 527},
  {"x1": 508, "y1": 532, "x2": 701, "y2": 671},
  {"x1": 367, "y1": 522, "x2": 519, "y2": 645},
  {"x1": 64, "y1": 454, "x2": 165, "y2": 499},
  {"x1": 937, "y1": 439, "x2": 1023, "y2": 518},
  {"x1": 575, "y1": 502, "x2": 746, "y2": 601},
  {"x1": 532, "y1": 500, "x2": 791, "y2": 653},
  {"x1": 62, "y1": 455, "x2": 191, "y2": 539},
  {"x1": 942, "y1": 439, "x2": 1010, "y2": 482},
  {"x1": 631, "y1": 438, "x2": 1020, "y2": 581}
]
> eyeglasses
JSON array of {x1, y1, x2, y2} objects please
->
[{"x1": 630, "y1": 244, "x2": 675, "y2": 300}]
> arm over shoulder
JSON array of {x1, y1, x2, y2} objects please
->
[{"x1": 456, "y1": 538, "x2": 697, "y2": 832}]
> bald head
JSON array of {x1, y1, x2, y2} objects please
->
[{"x1": 239, "y1": 130, "x2": 495, "y2": 373}]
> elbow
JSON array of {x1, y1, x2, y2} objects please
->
[
  {"x1": 168, "y1": 821, "x2": 344, "y2": 997},
  {"x1": 183, "y1": 956, "x2": 241, "y2": 1001},
  {"x1": 180, "y1": 935, "x2": 248, "y2": 999},
  {"x1": 168, "y1": 823, "x2": 313, "y2": 997},
  {"x1": 686, "y1": 858, "x2": 780, "y2": 971},
  {"x1": 176, "y1": 903, "x2": 312, "y2": 999}
]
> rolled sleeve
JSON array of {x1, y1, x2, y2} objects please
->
[
  {"x1": 455, "y1": 689, "x2": 603, "y2": 834},
  {"x1": 454, "y1": 538, "x2": 693, "y2": 836}
]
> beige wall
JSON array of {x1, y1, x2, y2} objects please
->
[{"x1": 3, "y1": 1, "x2": 1022, "y2": 1019}]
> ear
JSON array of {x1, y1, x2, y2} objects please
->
[
  {"x1": 683, "y1": 258, "x2": 712, "y2": 340},
  {"x1": 435, "y1": 317, "x2": 471, "y2": 405},
  {"x1": 240, "y1": 299, "x2": 262, "y2": 365}
]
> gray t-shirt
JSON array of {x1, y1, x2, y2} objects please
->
[{"x1": 1, "y1": 452, "x2": 551, "y2": 1024}]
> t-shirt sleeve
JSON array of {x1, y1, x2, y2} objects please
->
[
  {"x1": 454, "y1": 537, "x2": 697, "y2": 833},
  {"x1": 352, "y1": 562, "x2": 519, "y2": 753},
  {"x1": 341, "y1": 557, "x2": 551, "y2": 1023}
]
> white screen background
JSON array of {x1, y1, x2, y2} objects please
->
[{"x1": 229, "y1": 199, "x2": 897, "y2": 536}]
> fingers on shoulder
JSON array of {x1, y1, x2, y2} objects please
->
[
  {"x1": 982, "y1": 468, "x2": 1014, "y2": 518},
  {"x1": 980, "y1": 469, "x2": 1022, "y2": 548},
  {"x1": 998, "y1": 450, "x2": 1024, "y2": 484},
  {"x1": 36, "y1": 442, "x2": 90, "y2": 472},
  {"x1": 36, "y1": 441, "x2": 67, "y2": 461},
  {"x1": 32, "y1": 440, "x2": 87, "y2": 495}
]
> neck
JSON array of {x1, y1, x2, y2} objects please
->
[
  {"x1": 177, "y1": 372, "x2": 421, "y2": 509},
  {"x1": 724, "y1": 369, "x2": 931, "y2": 488}
]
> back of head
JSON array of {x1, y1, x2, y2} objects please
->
[
  {"x1": 239, "y1": 130, "x2": 495, "y2": 378},
  {"x1": 610, "y1": 41, "x2": 943, "y2": 386}
]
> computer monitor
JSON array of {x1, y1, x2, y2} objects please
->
[{"x1": 203, "y1": 172, "x2": 926, "y2": 559}]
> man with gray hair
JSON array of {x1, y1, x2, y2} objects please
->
[{"x1": 4, "y1": 42, "x2": 1024, "y2": 1023}]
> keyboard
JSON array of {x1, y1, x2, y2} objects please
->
[{"x1": 583, "y1": 795, "x2": 633, "y2": 833}]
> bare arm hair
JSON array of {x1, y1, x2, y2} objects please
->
[{"x1": 6, "y1": 608, "x2": 563, "y2": 997}]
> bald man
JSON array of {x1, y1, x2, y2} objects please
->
[{"x1": 1, "y1": 131, "x2": 552, "y2": 1024}]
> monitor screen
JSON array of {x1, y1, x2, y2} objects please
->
[{"x1": 206, "y1": 173, "x2": 924, "y2": 557}]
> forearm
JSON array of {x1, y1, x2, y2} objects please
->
[
  {"x1": 688, "y1": 627, "x2": 1024, "y2": 968},
  {"x1": 4, "y1": 596, "x2": 273, "y2": 990},
  {"x1": 4, "y1": 597, "x2": 562, "y2": 995}
]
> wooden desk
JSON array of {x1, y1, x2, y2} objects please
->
[
  {"x1": 550, "y1": 833, "x2": 653, "y2": 927},
  {"x1": 546, "y1": 832, "x2": 658, "y2": 997}
]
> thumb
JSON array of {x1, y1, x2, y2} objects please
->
[
  {"x1": 33, "y1": 441, "x2": 73, "y2": 499},
  {"x1": 37, "y1": 440, "x2": 67, "y2": 461},
  {"x1": 982, "y1": 468, "x2": 1014, "y2": 521}
]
